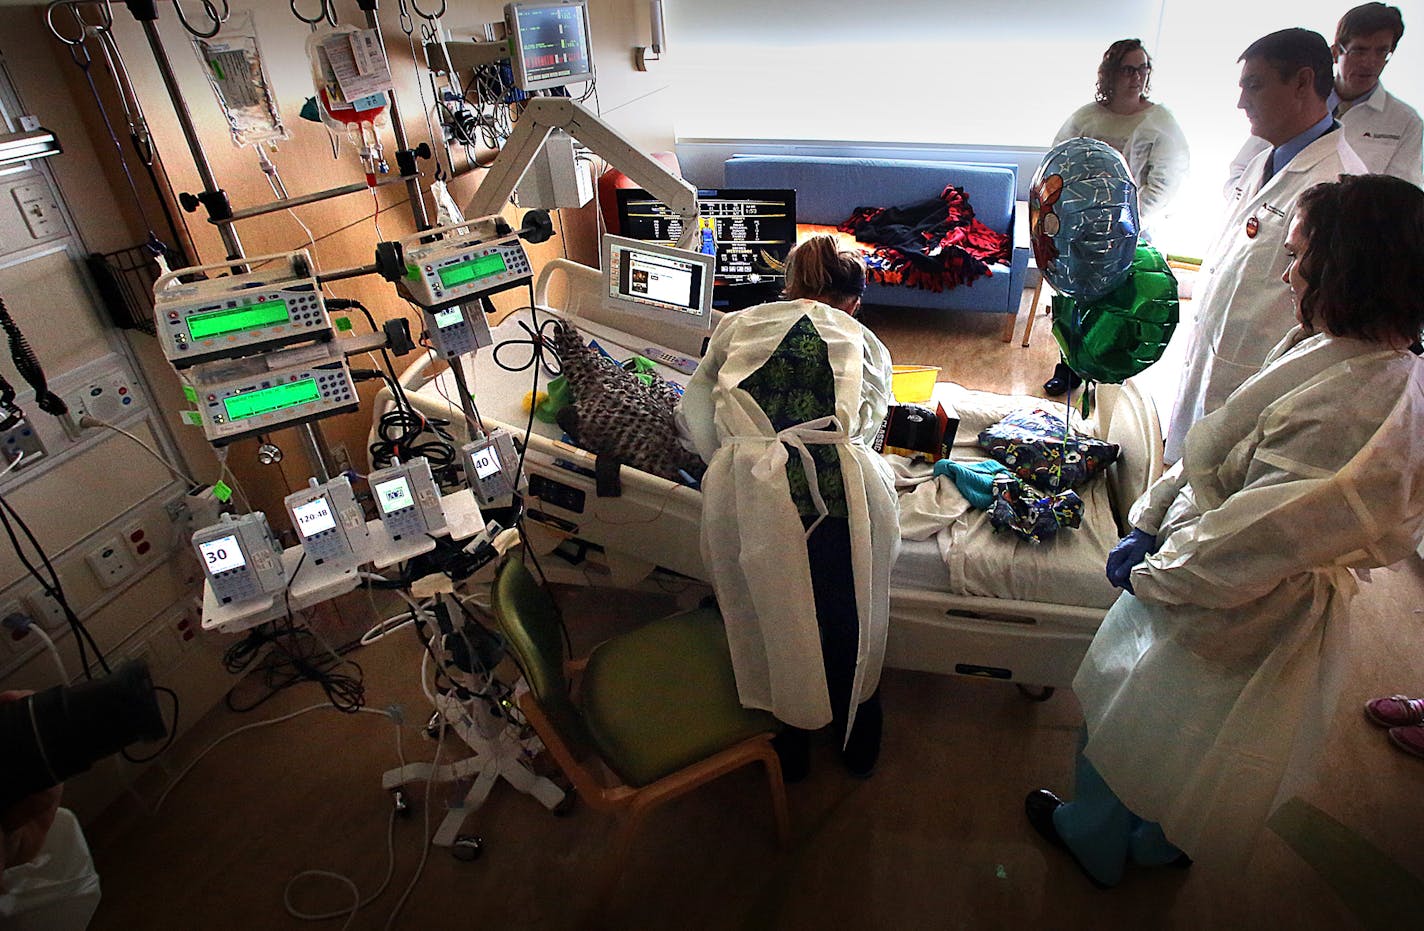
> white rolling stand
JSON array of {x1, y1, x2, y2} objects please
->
[{"x1": 380, "y1": 571, "x2": 567, "y2": 857}]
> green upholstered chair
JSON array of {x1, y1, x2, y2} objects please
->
[{"x1": 490, "y1": 557, "x2": 790, "y2": 903}]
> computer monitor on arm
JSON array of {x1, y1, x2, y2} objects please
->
[{"x1": 601, "y1": 235, "x2": 715, "y2": 342}]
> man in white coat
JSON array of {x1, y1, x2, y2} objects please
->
[
  {"x1": 1225, "y1": 4, "x2": 1422, "y2": 191},
  {"x1": 1165, "y1": 28, "x2": 1365, "y2": 461}
]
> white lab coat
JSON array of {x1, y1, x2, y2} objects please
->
[
  {"x1": 1223, "y1": 82, "x2": 1423, "y2": 195},
  {"x1": 679, "y1": 300, "x2": 900, "y2": 732},
  {"x1": 1165, "y1": 130, "x2": 1365, "y2": 461},
  {"x1": 1076, "y1": 328, "x2": 1424, "y2": 867}
]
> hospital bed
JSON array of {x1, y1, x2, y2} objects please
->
[{"x1": 385, "y1": 258, "x2": 1163, "y2": 694}]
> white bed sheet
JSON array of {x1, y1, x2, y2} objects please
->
[
  {"x1": 889, "y1": 383, "x2": 1122, "y2": 611},
  {"x1": 403, "y1": 316, "x2": 1123, "y2": 610}
]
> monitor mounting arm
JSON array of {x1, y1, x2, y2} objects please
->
[{"x1": 464, "y1": 97, "x2": 701, "y2": 251}]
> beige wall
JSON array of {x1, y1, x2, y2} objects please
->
[{"x1": 33, "y1": 0, "x2": 678, "y2": 520}]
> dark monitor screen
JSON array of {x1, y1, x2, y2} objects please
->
[{"x1": 616, "y1": 188, "x2": 797, "y2": 309}]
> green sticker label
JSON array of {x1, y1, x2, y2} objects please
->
[
  {"x1": 406, "y1": 263, "x2": 420, "y2": 281},
  {"x1": 335, "y1": 316, "x2": 353, "y2": 332},
  {"x1": 183, "y1": 385, "x2": 198, "y2": 403},
  {"x1": 180, "y1": 410, "x2": 203, "y2": 426},
  {"x1": 213, "y1": 481, "x2": 233, "y2": 503}
]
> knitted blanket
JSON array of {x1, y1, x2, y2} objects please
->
[{"x1": 838, "y1": 185, "x2": 1011, "y2": 292}]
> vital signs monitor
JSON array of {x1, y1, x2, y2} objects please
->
[
  {"x1": 601, "y1": 235, "x2": 714, "y2": 336},
  {"x1": 506, "y1": 1, "x2": 593, "y2": 92}
]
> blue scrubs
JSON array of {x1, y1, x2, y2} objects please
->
[{"x1": 1052, "y1": 729, "x2": 1186, "y2": 886}]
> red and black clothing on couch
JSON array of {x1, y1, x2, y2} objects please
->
[{"x1": 838, "y1": 185, "x2": 1012, "y2": 293}]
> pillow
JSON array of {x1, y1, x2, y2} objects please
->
[
  {"x1": 548, "y1": 321, "x2": 705, "y2": 483},
  {"x1": 978, "y1": 408, "x2": 1119, "y2": 492},
  {"x1": 987, "y1": 473, "x2": 1084, "y2": 544}
]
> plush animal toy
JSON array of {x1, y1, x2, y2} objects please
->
[{"x1": 547, "y1": 321, "x2": 705, "y2": 483}]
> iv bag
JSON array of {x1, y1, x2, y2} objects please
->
[{"x1": 191, "y1": 11, "x2": 287, "y2": 149}]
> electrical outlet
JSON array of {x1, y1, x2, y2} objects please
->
[
  {"x1": 24, "y1": 588, "x2": 70, "y2": 632},
  {"x1": 330, "y1": 443, "x2": 353, "y2": 476},
  {"x1": 86, "y1": 538, "x2": 135, "y2": 589},
  {"x1": 0, "y1": 420, "x2": 46, "y2": 470},
  {"x1": 0, "y1": 600, "x2": 30, "y2": 654},
  {"x1": 120, "y1": 520, "x2": 161, "y2": 562}
]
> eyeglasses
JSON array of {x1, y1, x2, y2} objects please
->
[
  {"x1": 1117, "y1": 63, "x2": 1152, "y2": 78},
  {"x1": 1341, "y1": 43, "x2": 1392, "y2": 62}
]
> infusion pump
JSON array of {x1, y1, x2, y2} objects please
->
[
  {"x1": 154, "y1": 250, "x2": 333, "y2": 368},
  {"x1": 193, "y1": 512, "x2": 286, "y2": 606},
  {"x1": 380, "y1": 219, "x2": 533, "y2": 310},
  {"x1": 184, "y1": 342, "x2": 358, "y2": 446}
]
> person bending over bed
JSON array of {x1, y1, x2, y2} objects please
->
[
  {"x1": 1044, "y1": 37, "x2": 1190, "y2": 397},
  {"x1": 1025, "y1": 174, "x2": 1424, "y2": 887},
  {"x1": 678, "y1": 235, "x2": 901, "y2": 779}
]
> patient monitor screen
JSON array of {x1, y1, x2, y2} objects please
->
[
  {"x1": 506, "y1": 1, "x2": 593, "y2": 92},
  {"x1": 603, "y1": 235, "x2": 714, "y2": 333},
  {"x1": 616, "y1": 188, "x2": 797, "y2": 309}
]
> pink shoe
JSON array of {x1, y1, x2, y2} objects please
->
[
  {"x1": 1364, "y1": 695, "x2": 1424, "y2": 728},
  {"x1": 1387, "y1": 725, "x2": 1424, "y2": 760}
]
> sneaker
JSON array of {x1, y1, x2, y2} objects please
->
[
  {"x1": 1364, "y1": 695, "x2": 1424, "y2": 728},
  {"x1": 1388, "y1": 725, "x2": 1424, "y2": 759}
]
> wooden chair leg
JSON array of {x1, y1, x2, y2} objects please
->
[
  {"x1": 1022, "y1": 279, "x2": 1045, "y2": 348},
  {"x1": 761, "y1": 750, "x2": 791, "y2": 847},
  {"x1": 596, "y1": 801, "x2": 651, "y2": 909},
  {"x1": 1000, "y1": 306, "x2": 1017, "y2": 343}
]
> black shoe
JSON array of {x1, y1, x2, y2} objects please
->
[
  {"x1": 840, "y1": 700, "x2": 882, "y2": 778},
  {"x1": 772, "y1": 729, "x2": 811, "y2": 784},
  {"x1": 1043, "y1": 362, "x2": 1084, "y2": 397},
  {"x1": 1024, "y1": 789, "x2": 1111, "y2": 890}
]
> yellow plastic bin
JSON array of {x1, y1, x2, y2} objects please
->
[{"x1": 891, "y1": 365, "x2": 941, "y2": 403}]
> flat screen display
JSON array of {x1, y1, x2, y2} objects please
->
[
  {"x1": 433, "y1": 307, "x2": 464, "y2": 329},
  {"x1": 437, "y1": 253, "x2": 508, "y2": 288},
  {"x1": 293, "y1": 497, "x2": 337, "y2": 538},
  {"x1": 601, "y1": 235, "x2": 714, "y2": 335},
  {"x1": 375, "y1": 476, "x2": 414, "y2": 514},
  {"x1": 506, "y1": 1, "x2": 593, "y2": 92},
  {"x1": 187, "y1": 299, "x2": 291, "y2": 340},
  {"x1": 471, "y1": 444, "x2": 503, "y2": 479},
  {"x1": 616, "y1": 188, "x2": 798, "y2": 309},
  {"x1": 199, "y1": 535, "x2": 246, "y2": 574},
  {"x1": 222, "y1": 378, "x2": 322, "y2": 421}
]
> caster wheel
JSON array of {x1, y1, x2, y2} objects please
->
[
  {"x1": 552, "y1": 794, "x2": 577, "y2": 817},
  {"x1": 392, "y1": 788, "x2": 412, "y2": 818},
  {"x1": 452, "y1": 835, "x2": 484, "y2": 861},
  {"x1": 1015, "y1": 684, "x2": 1056, "y2": 702}
]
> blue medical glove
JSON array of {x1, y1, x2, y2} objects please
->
[{"x1": 1106, "y1": 528, "x2": 1158, "y2": 594}]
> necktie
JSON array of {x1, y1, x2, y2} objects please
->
[{"x1": 1261, "y1": 149, "x2": 1279, "y2": 188}]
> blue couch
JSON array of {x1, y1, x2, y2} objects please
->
[{"x1": 723, "y1": 154, "x2": 1029, "y2": 325}]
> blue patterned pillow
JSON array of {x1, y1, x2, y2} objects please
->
[{"x1": 978, "y1": 408, "x2": 1119, "y2": 492}]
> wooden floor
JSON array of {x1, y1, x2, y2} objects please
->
[{"x1": 81, "y1": 291, "x2": 1424, "y2": 929}]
